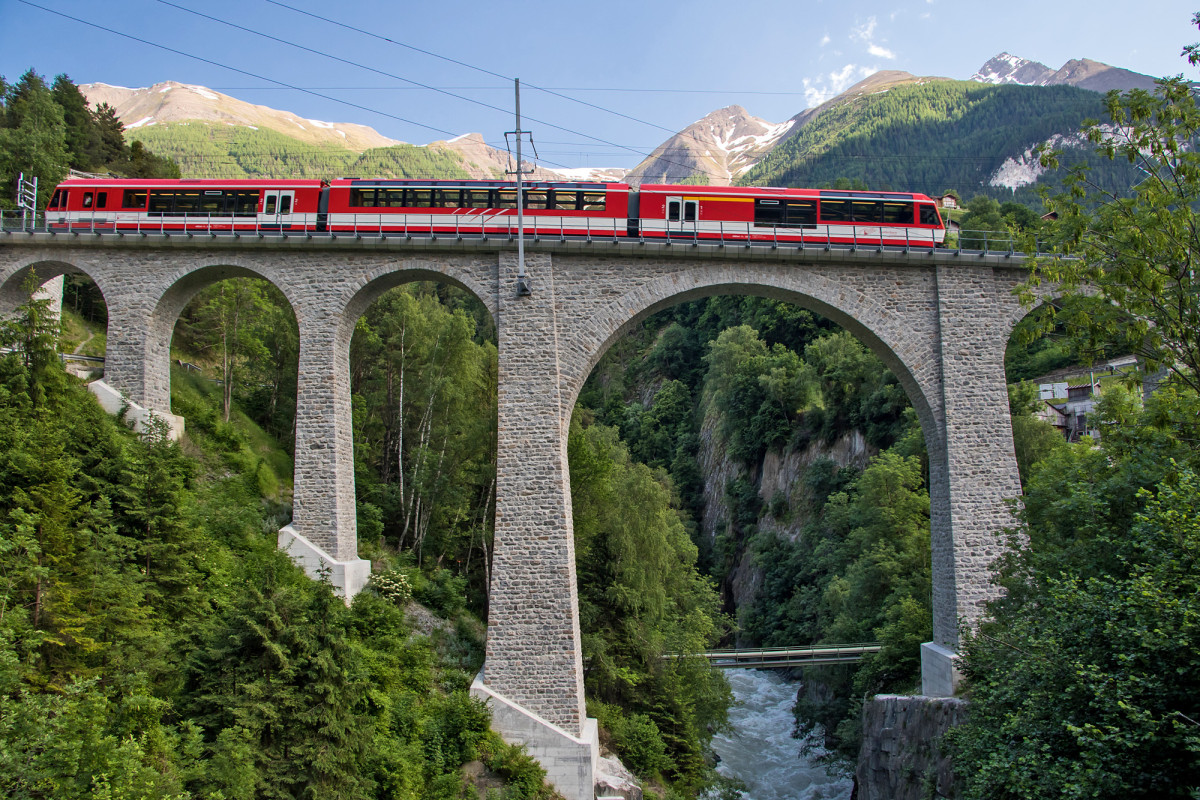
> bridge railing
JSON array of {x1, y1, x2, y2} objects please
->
[{"x1": 0, "y1": 209, "x2": 1059, "y2": 256}]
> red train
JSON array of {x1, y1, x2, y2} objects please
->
[{"x1": 44, "y1": 177, "x2": 946, "y2": 247}]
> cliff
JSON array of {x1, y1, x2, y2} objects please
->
[{"x1": 854, "y1": 695, "x2": 966, "y2": 800}]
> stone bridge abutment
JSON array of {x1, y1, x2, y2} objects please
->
[{"x1": 1, "y1": 236, "x2": 1031, "y2": 799}]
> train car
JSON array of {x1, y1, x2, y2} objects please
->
[
  {"x1": 322, "y1": 178, "x2": 632, "y2": 237},
  {"x1": 636, "y1": 185, "x2": 945, "y2": 247},
  {"x1": 43, "y1": 176, "x2": 944, "y2": 247},
  {"x1": 45, "y1": 177, "x2": 324, "y2": 232}
]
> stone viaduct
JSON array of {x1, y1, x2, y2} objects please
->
[{"x1": 0, "y1": 231, "x2": 1032, "y2": 799}]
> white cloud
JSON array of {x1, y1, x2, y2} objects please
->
[
  {"x1": 853, "y1": 16, "x2": 878, "y2": 42},
  {"x1": 851, "y1": 14, "x2": 896, "y2": 60},
  {"x1": 819, "y1": 33, "x2": 831, "y2": 47},
  {"x1": 803, "y1": 64, "x2": 875, "y2": 107}
]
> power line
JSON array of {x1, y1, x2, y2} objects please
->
[
  {"x1": 13, "y1": 0, "x2": 459, "y2": 139},
  {"x1": 256, "y1": 0, "x2": 736, "y2": 181},
  {"x1": 207, "y1": 86, "x2": 814, "y2": 96}
]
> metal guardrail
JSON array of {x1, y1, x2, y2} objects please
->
[
  {"x1": 0, "y1": 210, "x2": 1050, "y2": 257},
  {"x1": 682, "y1": 643, "x2": 884, "y2": 669}
]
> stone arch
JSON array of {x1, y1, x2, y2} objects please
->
[
  {"x1": 557, "y1": 264, "x2": 945, "y2": 459},
  {"x1": 286, "y1": 257, "x2": 497, "y2": 574},
  {"x1": 333, "y1": 260, "x2": 497, "y2": 364},
  {"x1": 0, "y1": 256, "x2": 103, "y2": 318},
  {"x1": 132, "y1": 258, "x2": 302, "y2": 415}
]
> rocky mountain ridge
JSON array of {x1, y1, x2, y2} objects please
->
[
  {"x1": 970, "y1": 52, "x2": 1160, "y2": 93},
  {"x1": 626, "y1": 105, "x2": 795, "y2": 186}
]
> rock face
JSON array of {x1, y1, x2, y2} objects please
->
[
  {"x1": 855, "y1": 695, "x2": 966, "y2": 800},
  {"x1": 697, "y1": 405, "x2": 875, "y2": 624},
  {"x1": 594, "y1": 755, "x2": 642, "y2": 800}
]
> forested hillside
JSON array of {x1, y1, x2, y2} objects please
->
[
  {"x1": 125, "y1": 124, "x2": 479, "y2": 180},
  {"x1": 575, "y1": 295, "x2": 945, "y2": 760},
  {"x1": 0, "y1": 285, "x2": 555, "y2": 799},
  {"x1": 742, "y1": 81, "x2": 1138, "y2": 204}
]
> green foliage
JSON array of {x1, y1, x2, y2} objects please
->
[
  {"x1": 1029, "y1": 72, "x2": 1200, "y2": 404},
  {"x1": 591, "y1": 702, "x2": 672, "y2": 777},
  {"x1": 0, "y1": 70, "x2": 178, "y2": 208},
  {"x1": 955, "y1": 194, "x2": 1045, "y2": 251},
  {"x1": 0, "y1": 312, "x2": 552, "y2": 800},
  {"x1": 0, "y1": 71, "x2": 69, "y2": 209},
  {"x1": 951, "y1": 427, "x2": 1200, "y2": 797},
  {"x1": 350, "y1": 284, "x2": 497, "y2": 610},
  {"x1": 569, "y1": 417, "x2": 731, "y2": 792},
  {"x1": 740, "y1": 417, "x2": 931, "y2": 759}
]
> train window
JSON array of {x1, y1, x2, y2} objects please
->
[
  {"x1": 785, "y1": 201, "x2": 816, "y2": 226},
  {"x1": 198, "y1": 192, "x2": 224, "y2": 214},
  {"x1": 819, "y1": 199, "x2": 850, "y2": 222},
  {"x1": 465, "y1": 190, "x2": 491, "y2": 208},
  {"x1": 684, "y1": 200, "x2": 697, "y2": 222},
  {"x1": 755, "y1": 199, "x2": 782, "y2": 226},
  {"x1": 82, "y1": 192, "x2": 94, "y2": 209},
  {"x1": 919, "y1": 204, "x2": 940, "y2": 225},
  {"x1": 436, "y1": 189, "x2": 463, "y2": 208},
  {"x1": 851, "y1": 200, "x2": 882, "y2": 223},
  {"x1": 582, "y1": 192, "x2": 606, "y2": 210},
  {"x1": 667, "y1": 200, "x2": 681, "y2": 222},
  {"x1": 49, "y1": 189, "x2": 61, "y2": 209},
  {"x1": 406, "y1": 189, "x2": 433, "y2": 208},
  {"x1": 122, "y1": 190, "x2": 147, "y2": 208},
  {"x1": 495, "y1": 189, "x2": 517, "y2": 209},
  {"x1": 279, "y1": 195, "x2": 292, "y2": 215},
  {"x1": 264, "y1": 195, "x2": 277, "y2": 215},
  {"x1": 97, "y1": 192, "x2": 108, "y2": 209},
  {"x1": 524, "y1": 190, "x2": 548, "y2": 210},
  {"x1": 350, "y1": 189, "x2": 374, "y2": 207},
  {"x1": 376, "y1": 189, "x2": 404, "y2": 207},
  {"x1": 552, "y1": 190, "x2": 579, "y2": 211},
  {"x1": 230, "y1": 191, "x2": 259, "y2": 216},
  {"x1": 148, "y1": 192, "x2": 173, "y2": 215},
  {"x1": 882, "y1": 202, "x2": 913, "y2": 224}
]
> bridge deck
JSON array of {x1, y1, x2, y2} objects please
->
[{"x1": 677, "y1": 643, "x2": 883, "y2": 669}]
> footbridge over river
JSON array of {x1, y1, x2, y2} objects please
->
[{"x1": 0, "y1": 229, "x2": 1033, "y2": 799}]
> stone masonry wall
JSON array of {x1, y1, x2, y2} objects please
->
[{"x1": 2, "y1": 234, "x2": 1030, "y2": 732}]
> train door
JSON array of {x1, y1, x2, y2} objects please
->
[
  {"x1": 259, "y1": 189, "x2": 295, "y2": 228},
  {"x1": 665, "y1": 196, "x2": 698, "y2": 236}
]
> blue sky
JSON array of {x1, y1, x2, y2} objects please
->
[{"x1": 2, "y1": 0, "x2": 1197, "y2": 169}]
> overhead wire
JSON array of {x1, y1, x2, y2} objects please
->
[
  {"x1": 14, "y1": 0, "x2": 782, "y2": 183},
  {"x1": 12, "y1": 0, "x2": 460, "y2": 139},
  {"x1": 256, "y1": 0, "x2": 746, "y2": 181}
]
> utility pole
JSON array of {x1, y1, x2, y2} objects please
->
[{"x1": 506, "y1": 79, "x2": 533, "y2": 296}]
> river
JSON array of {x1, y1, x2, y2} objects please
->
[{"x1": 707, "y1": 669, "x2": 853, "y2": 800}]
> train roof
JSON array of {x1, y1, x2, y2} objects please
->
[
  {"x1": 55, "y1": 177, "x2": 325, "y2": 187},
  {"x1": 330, "y1": 178, "x2": 627, "y2": 190}
]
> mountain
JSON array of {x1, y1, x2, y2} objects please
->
[
  {"x1": 81, "y1": 81, "x2": 564, "y2": 182},
  {"x1": 740, "y1": 79, "x2": 1137, "y2": 203},
  {"x1": 971, "y1": 52, "x2": 1160, "y2": 93},
  {"x1": 82, "y1": 81, "x2": 403, "y2": 152},
  {"x1": 625, "y1": 105, "x2": 794, "y2": 186}
]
